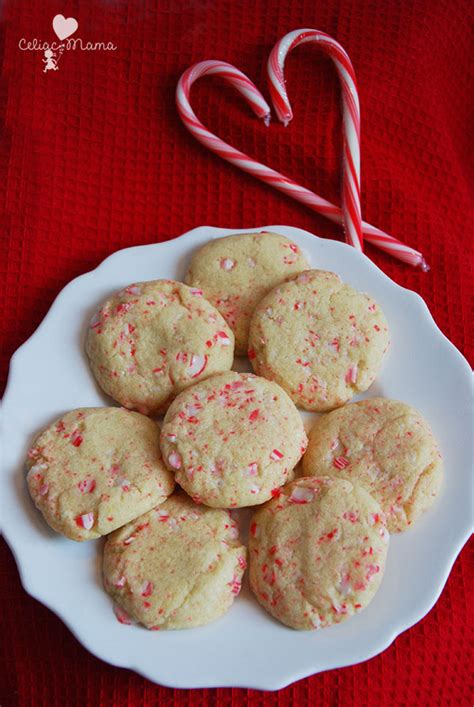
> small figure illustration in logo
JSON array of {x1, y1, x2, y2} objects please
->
[{"x1": 43, "y1": 49, "x2": 58, "y2": 72}]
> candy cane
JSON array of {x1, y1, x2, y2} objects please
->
[
  {"x1": 269, "y1": 29, "x2": 362, "y2": 253},
  {"x1": 176, "y1": 60, "x2": 428, "y2": 269}
]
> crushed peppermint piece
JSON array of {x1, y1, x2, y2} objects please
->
[
  {"x1": 333, "y1": 456, "x2": 350, "y2": 470},
  {"x1": 188, "y1": 354, "x2": 208, "y2": 378},
  {"x1": 125, "y1": 284, "x2": 141, "y2": 296},
  {"x1": 227, "y1": 576, "x2": 242, "y2": 594},
  {"x1": 215, "y1": 331, "x2": 231, "y2": 346},
  {"x1": 345, "y1": 365, "x2": 358, "y2": 385},
  {"x1": 238, "y1": 556, "x2": 247, "y2": 569},
  {"x1": 289, "y1": 486, "x2": 314, "y2": 504},
  {"x1": 168, "y1": 452, "x2": 182, "y2": 470},
  {"x1": 77, "y1": 478, "x2": 96, "y2": 494},
  {"x1": 76, "y1": 512, "x2": 94, "y2": 530},
  {"x1": 343, "y1": 511, "x2": 358, "y2": 523},
  {"x1": 89, "y1": 311, "x2": 102, "y2": 329},
  {"x1": 71, "y1": 429, "x2": 83, "y2": 447},
  {"x1": 220, "y1": 258, "x2": 235, "y2": 271},
  {"x1": 246, "y1": 462, "x2": 258, "y2": 476},
  {"x1": 141, "y1": 581, "x2": 154, "y2": 597},
  {"x1": 250, "y1": 521, "x2": 259, "y2": 538},
  {"x1": 113, "y1": 604, "x2": 135, "y2": 625},
  {"x1": 270, "y1": 449, "x2": 284, "y2": 461}
]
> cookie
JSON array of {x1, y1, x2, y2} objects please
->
[
  {"x1": 249, "y1": 476, "x2": 389, "y2": 630},
  {"x1": 26, "y1": 407, "x2": 175, "y2": 541},
  {"x1": 103, "y1": 492, "x2": 247, "y2": 629},
  {"x1": 85, "y1": 280, "x2": 234, "y2": 415},
  {"x1": 248, "y1": 269, "x2": 390, "y2": 411},
  {"x1": 302, "y1": 397, "x2": 443, "y2": 532},
  {"x1": 161, "y1": 372, "x2": 307, "y2": 508},
  {"x1": 184, "y1": 232, "x2": 309, "y2": 354}
]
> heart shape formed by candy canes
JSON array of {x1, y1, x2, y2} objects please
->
[{"x1": 176, "y1": 29, "x2": 427, "y2": 269}]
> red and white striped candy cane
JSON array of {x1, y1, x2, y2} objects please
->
[
  {"x1": 176, "y1": 60, "x2": 428, "y2": 269},
  {"x1": 269, "y1": 29, "x2": 362, "y2": 253}
]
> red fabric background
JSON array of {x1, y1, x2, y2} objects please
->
[{"x1": 1, "y1": 0, "x2": 472, "y2": 704}]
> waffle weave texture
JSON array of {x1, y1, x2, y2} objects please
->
[{"x1": 0, "y1": 0, "x2": 472, "y2": 704}]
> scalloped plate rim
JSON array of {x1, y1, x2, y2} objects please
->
[{"x1": 0, "y1": 224, "x2": 472, "y2": 691}]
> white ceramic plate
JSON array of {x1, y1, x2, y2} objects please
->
[{"x1": 1, "y1": 225, "x2": 472, "y2": 690}]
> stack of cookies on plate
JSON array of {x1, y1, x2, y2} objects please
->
[{"x1": 26, "y1": 232, "x2": 443, "y2": 631}]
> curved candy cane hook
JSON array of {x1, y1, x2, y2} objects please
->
[
  {"x1": 268, "y1": 28, "x2": 363, "y2": 253},
  {"x1": 176, "y1": 60, "x2": 271, "y2": 161}
]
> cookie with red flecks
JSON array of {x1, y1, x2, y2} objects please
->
[
  {"x1": 184, "y1": 232, "x2": 309, "y2": 354},
  {"x1": 302, "y1": 397, "x2": 443, "y2": 532},
  {"x1": 103, "y1": 492, "x2": 247, "y2": 629},
  {"x1": 26, "y1": 407, "x2": 174, "y2": 541},
  {"x1": 86, "y1": 280, "x2": 234, "y2": 415},
  {"x1": 248, "y1": 476, "x2": 389, "y2": 630},
  {"x1": 248, "y1": 269, "x2": 390, "y2": 411},
  {"x1": 160, "y1": 372, "x2": 307, "y2": 508}
]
